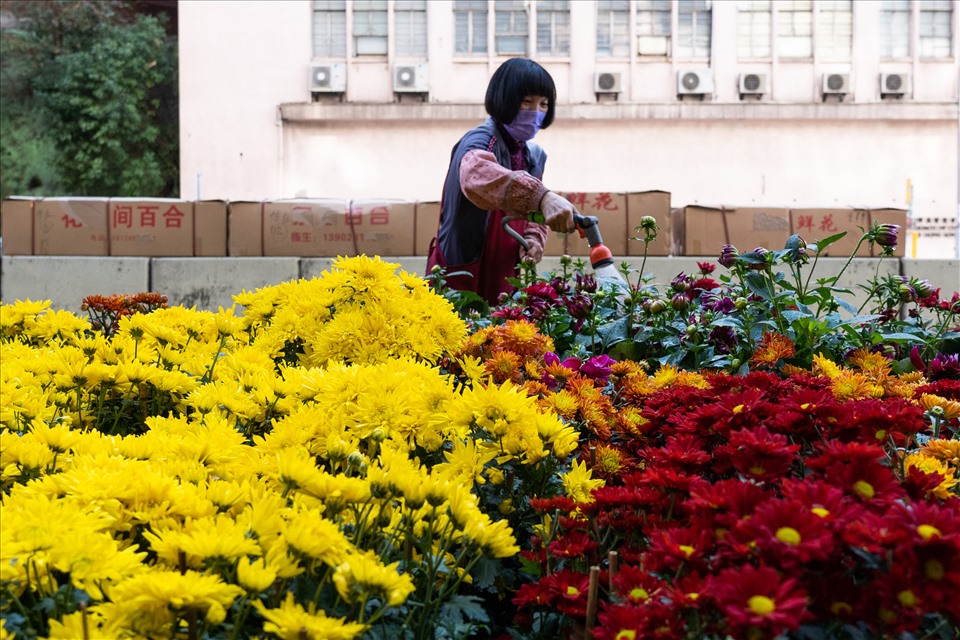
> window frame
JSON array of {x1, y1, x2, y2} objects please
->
[
  {"x1": 494, "y1": 0, "x2": 530, "y2": 57},
  {"x1": 814, "y1": 0, "x2": 853, "y2": 62},
  {"x1": 453, "y1": 0, "x2": 490, "y2": 58},
  {"x1": 675, "y1": 0, "x2": 713, "y2": 61},
  {"x1": 312, "y1": 0, "x2": 348, "y2": 58},
  {"x1": 737, "y1": 0, "x2": 772, "y2": 61},
  {"x1": 596, "y1": 0, "x2": 631, "y2": 59},
  {"x1": 635, "y1": 0, "x2": 672, "y2": 59},
  {"x1": 918, "y1": 0, "x2": 954, "y2": 60},
  {"x1": 536, "y1": 0, "x2": 572, "y2": 58},
  {"x1": 393, "y1": 0, "x2": 428, "y2": 58}
]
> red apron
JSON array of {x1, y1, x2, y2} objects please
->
[{"x1": 427, "y1": 210, "x2": 524, "y2": 306}]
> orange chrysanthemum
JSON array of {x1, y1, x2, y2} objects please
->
[
  {"x1": 919, "y1": 394, "x2": 960, "y2": 420},
  {"x1": 751, "y1": 332, "x2": 796, "y2": 367}
]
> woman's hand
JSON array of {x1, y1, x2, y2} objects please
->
[
  {"x1": 520, "y1": 234, "x2": 544, "y2": 263},
  {"x1": 538, "y1": 191, "x2": 578, "y2": 234}
]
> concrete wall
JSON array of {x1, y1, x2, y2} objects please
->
[{"x1": 3, "y1": 255, "x2": 957, "y2": 316}]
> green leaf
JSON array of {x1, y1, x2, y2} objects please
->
[
  {"x1": 744, "y1": 272, "x2": 773, "y2": 300},
  {"x1": 439, "y1": 594, "x2": 491, "y2": 626},
  {"x1": 813, "y1": 231, "x2": 848, "y2": 252}
]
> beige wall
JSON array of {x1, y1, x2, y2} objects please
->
[{"x1": 179, "y1": 0, "x2": 960, "y2": 253}]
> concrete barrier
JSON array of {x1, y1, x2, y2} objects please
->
[
  {"x1": 0, "y1": 256, "x2": 149, "y2": 314},
  {"x1": 1, "y1": 255, "x2": 956, "y2": 315},
  {"x1": 151, "y1": 257, "x2": 300, "y2": 312}
]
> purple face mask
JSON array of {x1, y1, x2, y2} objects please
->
[{"x1": 503, "y1": 109, "x2": 546, "y2": 143}]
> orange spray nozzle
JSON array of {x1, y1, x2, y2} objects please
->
[{"x1": 589, "y1": 244, "x2": 614, "y2": 269}]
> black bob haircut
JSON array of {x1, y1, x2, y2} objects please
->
[{"x1": 484, "y1": 58, "x2": 557, "y2": 130}]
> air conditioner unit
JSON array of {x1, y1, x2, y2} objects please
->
[
  {"x1": 595, "y1": 72, "x2": 622, "y2": 94},
  {"x1": 738, "y1": 72, "x2": 768, "y2": 98},
  {"x1": 677, "y1": 69, "x2": 713, "y2": 97},
  {"x1": 393, "y1": 63, "x2": 429, "y2": 93},
  {"x1": 309, "y1": 62, "x2": 346, "y2": 93},
  {"x1": 821, "y1": 72, "x2": 850, "y2": 100},
  {"x1": 880, "y1": 72, "x2": 909, "y2": 97}
]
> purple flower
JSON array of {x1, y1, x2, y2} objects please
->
[
  {"x1": 718, "y1": 244, "x2": 739, "y2": 268},
  {"x1": 874, "y1": 223, "x2": 900, "y2": 250},
  {"x1": 580, "y1": 355, "x2": 616, "y2": 382},
  {"x1": 930, "y1": 353, "x2": 960, "y2": 381},
  {"x1": 544, "y1": 351, "x2": 582, "y2": 371}
]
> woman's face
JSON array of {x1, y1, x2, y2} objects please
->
[{"x1": 520, "y1": 95, "x2": 550, "y2": 113}]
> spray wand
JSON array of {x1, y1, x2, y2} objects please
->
[{"x1": 502, "y1": 212, "x2": 615, "y2": 270}]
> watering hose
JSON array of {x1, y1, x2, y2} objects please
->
[{"x1": 502, "y1": 212, "x2": 615, "y2": 270}]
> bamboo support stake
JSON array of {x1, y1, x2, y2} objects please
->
[
  {"x1": 80, "y1": 601, "x2": 89, "y2": 640},
  {"x1": 585, "y1": 565, "x2": 601, "y2": 635},
  {"x1": 608, "y1": 550, "x2": 619, "y2": 593}
]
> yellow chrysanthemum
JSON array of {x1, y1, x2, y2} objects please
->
[
  {"x1": 920, "y1": 439, "x2": 960, "y2": 467},
  {"x1": 562, "y1": 459, "x2": 605, "y2": 505},
  {"x1": 102, "y1": 569, "x2": 243, "y2": 628},
  {"x1": 905, "y1": 452, "x2": 958, "y2": 499},
  {"x1": 919, "y1": 394, "x2": 960, "y2": 420},
  {"x1": 333, "y1": 551, "x2": 415, "y2": 607},
  {"x1": 253, "y1": 591, "x2": 367, "y2": 640}
]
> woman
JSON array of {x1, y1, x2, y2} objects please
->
[{"x1": 426, "y1": 57, "x2": 579, "y2": 305}]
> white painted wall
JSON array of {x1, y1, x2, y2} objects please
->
[{"x1": 179, "y1": 0, "x2": 960, "y2": 251}]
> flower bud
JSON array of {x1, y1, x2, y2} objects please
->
[
  {"x1": 640, "y1": 215, "x2": 658, "y2": 230},
  {"x1": 685, "y1": 324, "x2": 698, "y2": 335},
  {"x1": 898, "y1": 283, "x2": 915, "y2": 302},
  {"x1": 913, "y1": 278, "x2": 934, "y2": 299},
  {"x1": 874, "y1": 223, "x2": 900, "y2": 250},
  {"x1": 735, "y1": 297, "x2": 748, "y2": 311},
  {"x1": 645, "y1": 298, "x2": 667, "y2": 314},
  {"x1": 671, "y1": 293, "x2": 690, "y2": 311},
  {"x1": 718, "y1": 244, "x2": 739, "y2": 268}
]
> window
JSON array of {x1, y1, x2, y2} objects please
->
[
  {"x1": 637, "y1": 0, "x2": 671, "y2": 56},
  {"x1": 394, "y1": 0, "x2": 427, "y2": 56},
  {"x1": 920, "y1": 0, "x2": 953, "y2": 58},
  {"x1": 495, "y1": 0, "x2": 528, "y2": 55},
  {"x1": 537, "y1": 0, "x2": 571, "y2": 56},
  {"x1": 597, "y1": 0, "x2": 630, "y2": 57},
  {"x1": 816, "y1": 0, "x2": 852, "y2": 60},
  {"x1": 312, "y1": 0, "x2": 346, "y2": 57},
  {"x1": 737, "y1": 0, "x2": 771, "y2": 59},
  {"x1": 777, "y1": 0, "x2": 813, "y2": 58},
  {"x1": 677, "y1": 0, "x2": 712, "y2": 59},
  {"x1": 880, "y1": 1, "x2": 911, "y2": 58},
  {"x1": 454, "y1": 0, "x2": 488, "y2": 56},
  {"x1": 353, "y1": 0, "x2": 387, "y2": 55}
]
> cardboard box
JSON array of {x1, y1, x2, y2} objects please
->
[
  {"x1": 790, "y1": 207, "x2": 908, "y2": 257},
  {"x1": 680, "y1": 205, "x2": 791, "y2": 256},
  {"x1": 626, "y1": 190, "x2": 672, "y2": 257},
  {"x1": 1, "y1": 198, "x2": 35, "y2": 255},
  {"x1": 194, "y1": 200, "x2": 228, "y2": 256},
  {"x1": 262, "y1": 198, "x2": 415, "y2": 257},
  {"x1": 414, "y1": 201, "x2": 440, "y2": 256},
  {"x1": 108, "y1": 198, "x2": 194, "y2": 256},
  {"x1": 228, "y1": 201, "x2": 264, "y2": 256},
  {"x1": 544, "y1": 192, "x2": 629, "y2": 258},
  {"x1": 34, "y1": 198, "x2": 109, "y2": 256}
]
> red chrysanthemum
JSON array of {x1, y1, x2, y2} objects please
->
[
  {"x1": 548, "y1": 530, "x2": 599, "y2": 560},
  {"x1": 715, "y1": 426, "x2": 800, "y2": 483},
  {"x1": 610, "y1": 564, "x2": 667, "y2": 605},
  {"x1": 685, "y1": 477, "x2": 773, "y2": 533},
  {"x1": 548, "y1": 569, "x2": 593, "y2": 616},
  {"x1": 642, "y1": 526, "x2": 715, "y2": 574},
  {"x1": 728, "y1": 498, "x2": 835, "y2": 570},
  {"x1": 711, "y1": 564, "x2": 810, "y2": 639}
]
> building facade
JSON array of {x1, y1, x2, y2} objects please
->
[{"x1": 179, "y1": 0, "x2": 958, "y2": 248}]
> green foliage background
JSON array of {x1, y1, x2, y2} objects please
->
[{"x1": 0, "y1": 0, "x2": 178, "y2": 199}]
